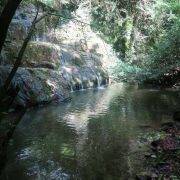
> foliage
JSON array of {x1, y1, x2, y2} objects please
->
[
  {"x1": 90, "y1": 0, "x2": 180, "y2": 85},
  {"x1": 111, "y1": 61, "x2": 148, "y2": 82},
  {"x1": 20, "y1": 0, "x2": 78, "y2": 30},
  {"x1": 0, "y1": 0, "x2": 7, "y2": 9},
  {"x1": 147, "y1": 17, "x2": 180, "y2": 77},
  {"x1": 90, "y1": 0, "x2": 139, "y2": 58}
]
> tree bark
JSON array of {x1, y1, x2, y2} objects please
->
[{"x1": 0, "y1": 0, "x2": 22, "y2": 54}]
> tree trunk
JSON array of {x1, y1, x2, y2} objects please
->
[
  {"x1": 0, "y1": 0, "x2": 22, "y2": 54},
  {"x1": 4, "y1": 11, "x2": 47, "y2": 90},
  {"x1": 3, "y1": 26, "x2": 35, "y2": 90}
]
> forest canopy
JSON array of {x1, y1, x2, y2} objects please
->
[{"x1": 90, "y1": 0, "x2": 180, "y2": 84}]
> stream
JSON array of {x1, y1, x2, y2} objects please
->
[{"x1": 1, "y1": 83, "x2": 180, "y2": 180}]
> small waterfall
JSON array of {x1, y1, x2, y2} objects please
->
[
  {"x1": 81, "y1": 82, "x2": 83, "y2": 90},
  {"x1": 70, "y1": 84, "x2": 74, "y2": 92},
  {"x1": 24, "y1": 26, "x2": 28, "y2": 36},
  {"x1": 80, "y1": 74, "x2": 85, "y2": 90},
  {"x1": 89, "y1": 67, "x2": 101, "y2": 88},
  {"x1": 61, "y1": 55, "x2": 75, "y2": 92},
  {"x1": 85, "y1": 52, "x2": 103, "y2": 88},
  {"x1": 34, "y1": 35, "x2": 40, "y2": 41},
  {"x1": 106, "y1": 78, "x2": 109, "y2": 85},
  {"x1": 80, "y1": 81, "x2": 85, "y2": 91},
  {"x1": 68, "y1": 77, "x2": 74, "y2": 92},
  {"x1": 96, "y1": 75, "x2": 101, "y2": 87},
  {"x1": 34, "y1": 34, "x2": 47, "y2": 42}
]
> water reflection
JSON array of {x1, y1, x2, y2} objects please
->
[{"x1": 1, "y1": 84, "x2": 180, "y2": 179}]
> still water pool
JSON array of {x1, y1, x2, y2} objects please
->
[{"x1": 1, "y1": 83, "x2": 180, "y2": 180}]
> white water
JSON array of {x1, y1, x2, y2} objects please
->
[
  {"x1": 80, "y1": 81, "x2": 84, "y2": 90},
  {"x1": 90, "y1": 67, "x2": 101, "y2": 88},
  {"x1": 70, "y1": 84, "x2": 74, "y2": 92}
]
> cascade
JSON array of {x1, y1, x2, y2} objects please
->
[
  {"x1": 84, "y1": 52, "x2": 102, "y2": 88},
  {"x1": 80, "y1": 74, "x2": 85, "y2": 90},
  {"x1": 61, "y1": 55, "x2": 75, "y2": 92},
  {"x1": 80, "y1": 80, "x2": 85, "y2": 91},
  {"x1": 70, "y1": 84, "x2": 74, "y2": 92},
  {"x1": 81, "y1": 82, "x2": 84, "y2": 90},
  {"x1": 34, "y1": 34, "x2": 47, "y2": 42},
  {"x1": 35, "y1": 35, "x2": 39, "y2": 41},
  {"x1": 67, "y1": 74, "x2": 74, "y2": 92},
  {"x1": 96, "y1": 75, "x2": 101, "y2": 87},
  {"x1": 89, "y1": 67, "x2": 101, "y2": 88},
  {"x1": 106, "y1": 78, "x2": 109, "y2": 85}
]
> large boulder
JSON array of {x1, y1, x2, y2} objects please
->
[{"x1": 0, "y1": 66, "x2": 69, "y2": 107}]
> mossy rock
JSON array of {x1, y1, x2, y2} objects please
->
[
  {"x1": 3, "y1": 41, "x2": 61, "y2": 70},
  {"x1": 0, "y1": 66, "x2": 70, "y2": 107}
]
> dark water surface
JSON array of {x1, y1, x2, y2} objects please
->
[{"x1": 1, "y1": 84, "x2": 180, "y2": 180}]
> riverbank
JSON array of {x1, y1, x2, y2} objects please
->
[
  {"x1": 143, "y1": 68, "x2": 180, "y2": 89},
  {"x1": 136, "y1": 121, "x2": 180, "y2": 179}
]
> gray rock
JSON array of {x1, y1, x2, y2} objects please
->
[{"x1": 0, "y1": 66, "x2": 70, "y2": 107}]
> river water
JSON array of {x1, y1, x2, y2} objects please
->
[{"x1": 1, "y1": 83, "x2": 180, "y2": 180}]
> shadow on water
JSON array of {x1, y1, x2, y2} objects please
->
[{"x1": 1, "y1": 83, "x2": 180, "y2": 179}]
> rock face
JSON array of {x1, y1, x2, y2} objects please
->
[
  {"x1": 0, "y1": 66, "x2": 69, "y2": 107},
  {"x1": 0, "y1": 2, "x2": 117, "y2": 106},
  {"x1": 3, "y1": 42, "x2": 61, "y2": 69}
]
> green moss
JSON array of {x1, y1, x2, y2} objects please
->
[{"x1": 4, "y1": 42, "x2": 61, "y2": 69}]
